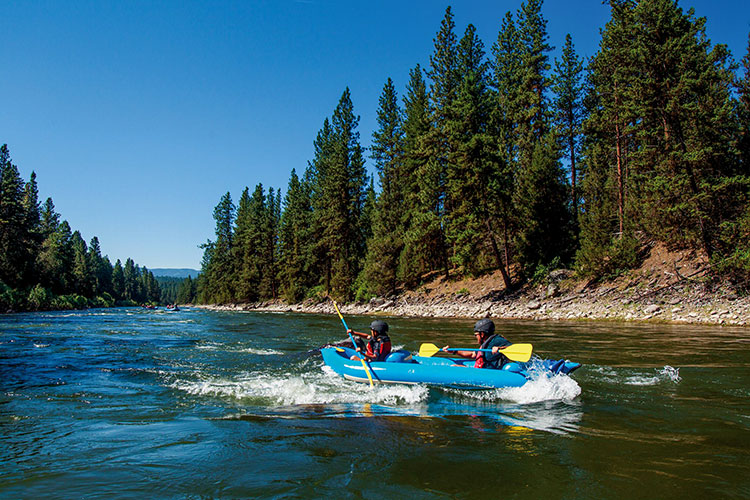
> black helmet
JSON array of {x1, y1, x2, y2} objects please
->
[
  {"x1": 370, "y1": 320, "x2": 389, "y2": 335},
  {"x1": 473, "y1": 318, "x2": 495, "y2": 335}
]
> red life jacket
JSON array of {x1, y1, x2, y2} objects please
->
[{"x1": 366, "y1": 334, "x2": 392, "y2": 361}]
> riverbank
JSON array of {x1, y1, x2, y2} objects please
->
[
  {"x1": 197, "y1": 287, "x2": 749, "y2": 326},
  {"x1": 196, "y1": 246, "x2": 750, "y2": 326},
  {"x1": 4, "y1": 246, "x2": 740, "y2": 324}
]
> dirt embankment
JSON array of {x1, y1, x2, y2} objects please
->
[{"x1": 199, "y1": 245, "x2": 750, "y2": 327}]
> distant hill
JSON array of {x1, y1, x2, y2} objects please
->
[{"x1": 150, "y1": 268, "x2": 200, "y2": 279}]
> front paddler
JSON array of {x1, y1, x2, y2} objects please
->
[{"x1": 348, "y1": 320, "x2": 392, "y2": 362}]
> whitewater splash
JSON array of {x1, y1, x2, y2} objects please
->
[
  {"x1": 624, "y1": 365, "x2": 681, "y2": 386},
  {"x1": 588, "y1": 364, "x2": 682, "y2": 386},
  {"x1": 169, "y1": 362, "x2": 429, "y2": 407}
]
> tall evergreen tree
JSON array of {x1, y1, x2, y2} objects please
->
[
  {"x1": 512, "y1": 0, "x2": 573, "y2": 274},
  {"x1": 112, "y1": 259, "x2": 125, "y2": 300},
  {"x1": 489, "y1": 11, "x2": 524, "y2": 288},
  {"x1": 88, "y1": 236, "x2": 113, "y2": 296},
  {"x1": 71, "y1": 231, "x2": 93, "y2": 296},
  {"x1": 279, "y1": 169, "x2": 315, "y2": 301},
  {"x1": 444, "y1": 24, "x2": 501, "y2": 275},
  {"x1": 552, "y1": 34, "x2": 585, "y2": 219},
  {"x1": 309, "y1": 89, "x2": 367, "y2": 299},
  {"x1": 361, "y1": 78, "x2": 405, "y2": 296},
  {"x1": 0, "y1": 145, "x2": 28, "y2": 287},
  {"x1": 420, "y1": 6, "x2": 460, "y2": 278},
  {"x1": 399, "y1": 65, "x2": 437, "y2": 287},
  {"x1": 205, "y1": 192, "x2": 236, "y2": 303},
  {"x1": 737, "y1": 32, "x2": 750, "y2": 169}
]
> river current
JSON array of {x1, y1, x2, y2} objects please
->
[{"x1": 1, "y1": 307, "x2": 749, "y2": 498}]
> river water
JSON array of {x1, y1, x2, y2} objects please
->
[{"x1": 1, "y1": 307, "x2": 749, "y2": 499}]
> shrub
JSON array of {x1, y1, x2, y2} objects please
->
[{"x1": 27, "y1": 284, "x2": 53, "y2": 311}]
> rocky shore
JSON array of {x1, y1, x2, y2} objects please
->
[{"x1": 196, "y1": 275, "x2": 749, "y2": 327}]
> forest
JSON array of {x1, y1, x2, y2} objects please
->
[
  {"x1": 197, "y1": 0, "x2": 750, "y2": 305},
  {"x1": 0, "y1": 143, "x2": 161, "y2": 311}
]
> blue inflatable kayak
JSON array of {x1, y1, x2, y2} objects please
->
[{"x1": 321, "y1": 346, "x2": 581, "y2": 389}]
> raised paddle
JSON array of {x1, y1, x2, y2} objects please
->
[
  {"x1": 330, "y1": 298, "x2": 375, "y2": 387},
  {"x1": 418, "y1": 342, "x2": 533, "y2": 363}
]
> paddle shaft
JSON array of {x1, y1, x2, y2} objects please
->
[
  {"x1": 418, "y1": 342, "x2": 532, "y2": 362},
  {"x1": 331, "y1": 298, "x2": 374, "y2": 386},
  {"x1": 446, "y1": 347, "x2": 502, "y2": 353}
]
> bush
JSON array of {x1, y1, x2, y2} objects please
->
[
  {"x1": 0, "y1": 281, "x2": 26, "y2": 312},
  {"x1": 50, "y1": 294, "x2": 89, "y2": 311},
  {"x1": 27, "y1": 284, "x2": 53, "y2": 311}
]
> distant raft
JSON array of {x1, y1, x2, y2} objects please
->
[{"x1": 321, "y1": 346, "x2": 581, "y2": 389}]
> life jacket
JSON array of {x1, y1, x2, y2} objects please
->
[
  {"x1": 366, "y1": 333, "x2": 392, "y2": 362},
  {"x1": 474, "y1": 334, "x2": 511, "y2": 369}
]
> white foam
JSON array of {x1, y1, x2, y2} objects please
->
[
  {"x1": 170, "y1": 365, "x2": 429, "y2": 406},
  {"x1": 624, "y1": 366, "x2": 681, "y2": 386},
  {"x1": 478, "y1": 373, "x2": 582, "y2": 404},
  {"x1": 238, "y1": 347, "x2": 284, "y2": 355}
]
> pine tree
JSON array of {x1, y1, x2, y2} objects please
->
[
  {"x1": 361, "y1": 78, "x2": 405, "y2": 296},
  {"x1": 737, "y1": 32, "x2": 750, "y2": 170},
  {"x1": 233, "y1": 187, "x2": 257, "y2": 301},
  {"x1": 88, "y1": 236, "x2": 113, "y2": 296},
  {"x1": 309, "y1": 89, "x2": 367, "y2": 299},
  {"x1": 399, "y1": 65, "x2": 438, "y2": 287},
  {"x1": 112, "y1": 259, "x2": 125, "y2": 300},
  {"x1": 36, "y1": 220, "x2": 73, "y2": 294},
  {"x1": 444, "y1": 24, "x2": 500, "y2": 275},
  {"x1": 552, "y1": 34, "x2": 585, "y2": 219},
  {"x1": 626, "y1": 0, "x2": 739, "y2": 255},
  {"x1": 577, "y1": 0, "x2": 638, "y2": 276},
  {"x1": 419, "y1": 6, "x2": 460, "y2": 278},
  {"x1": 515, "y1": 0, "x2": 553, "y2": 156},
  {"x1": 204, "y1": 192, "x2": 236, "y2": 303},
  {"x1": 279, "y1": 169, "x2": 315, "y2": 301},
  {"x1": 71, "y1": 231, "x2": 93, "y2": 296},
  {"x1": 512, "y1": 0, "x2": 573, "y2": 275},
  {"x1": 123, "y1": 258, "x2": 139, "y2": 301},
  {"x1": 176, "y1": 275, "x2": 196, "y2": 304},
  {"x1": 489, "y1": 11, "x2": 524, "y2": 288},
  {"x1": 0, "y1": 145, "x2": 28, "y2": 287}
]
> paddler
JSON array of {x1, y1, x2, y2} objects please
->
[
  {"x1": 348, "y1": 320, "x2": 392, "y2": 362},
  {"x1": 443, "y1": 319, "x2": 511, "y2": 369}
]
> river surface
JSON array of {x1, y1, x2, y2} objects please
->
[{"x1": 1, "y1": 307, "x2": 749, "y2": 499}]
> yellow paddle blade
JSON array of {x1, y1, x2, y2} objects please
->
[
  {"x1": 418, "y1": 343, "x2": 442, "y2": 357},
  {"x1": 419, "y1": 344, "x2": 440, "y2": 358},
  {"x1": 417, "y1": 342, "x2": 533, "y2": 363},
  {"x1": 499, "y1": 343, "x2": 533, "y2": 363}
]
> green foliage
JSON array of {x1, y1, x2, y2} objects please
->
[
  {"x1": 0, "y1": 144, "x2": 159, "y2": 312},
  {"x1": 530, "y1": 257, "x2": 562, "y2": 285},
  {"x1": 27, "y1": 284, "x2": 52, "y2": 311}
]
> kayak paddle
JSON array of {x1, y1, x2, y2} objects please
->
[
  {"x1": 330, "y1": 298, "x2": 375, "y2": 387},
  {"x1": 418, "y1": 342, "x2": 533, "y2": 363}
]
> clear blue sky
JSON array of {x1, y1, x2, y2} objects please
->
[{"x1": 2, "y1": 0, "x2": 748, "y2": 270}]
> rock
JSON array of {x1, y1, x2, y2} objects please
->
[
  {"x1": 549, "y1": 269, "x2": 574, "y2": 282},
  {"x1": 527, "y1": 300, "x2": 541, "y2": 310},
  {"x1": 546, "y1": 283, "x2": 560, "y2": 298},
  {"x1": 644, "y1": 304, "x2": 661, "y2": 315},
  {"x1": 369, "y1": 297, "x2": 385, "y2": 306}
]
